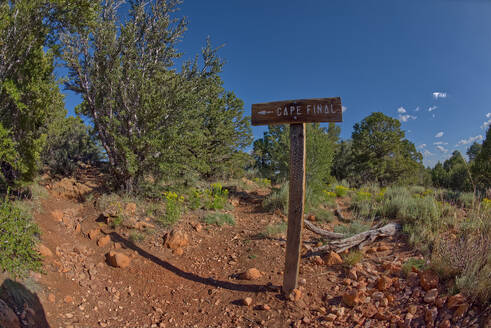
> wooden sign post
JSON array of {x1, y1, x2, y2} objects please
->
[{"x1": 251, "y1": 97, "x2": 342, "y2": 295}]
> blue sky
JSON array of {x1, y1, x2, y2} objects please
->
[{"x1": 62, "y1": 0, "x2": 491, "y2": 167}]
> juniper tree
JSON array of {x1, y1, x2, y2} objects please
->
[{"x1": 62, "y1": 0, "x2": 251, "y2": 191}]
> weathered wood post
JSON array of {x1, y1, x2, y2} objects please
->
[{"x1": 251, "y1": 97, "x2": 342, "y2": 295}]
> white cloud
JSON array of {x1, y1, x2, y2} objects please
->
[
  {"x1": 435, "y1": 131, "x2": 444, "y2": 138},
  {"x1": 414, "y1": 106, "x2": 420, "y2": 112},
  {"x1": 456, "y1": 135, "x2": 484, "y2": 146},
  {"x1": 482, "y1": 119, "x2": 491, "y2": 130},
  {"x1": 433, "y1": 141, "x2": 448, "y2": 145},
  {"x1": 486, "y1": 113, "x2": 491, "y2": 118},
  {"x1": 342, "y1": 106, "x2": 347, "y2": 113},
  {"x1": 399, "y1": 114, "x2": 417, "y2": 122},
  {"x1": 423, "y1": 150, "x2": 433, "y2": 156},
  {"x1": 433, "y1": 92, "x2": 447, "y2": 99},
  {"x1": 432, "y1": 114, "x2": 436, "y2": 118},
  {"x1": 418, "y1": 144, "x2": 426, "y2": 148},
  {"x1": 397, "y1": 107, "x2": 406, "y2": 114},
  {"x1": 428, "y1": 106, "x2": 438, "y2": 112},
  {"x1": 436, "y1": 145, "x2": 448, "y2": 153}
]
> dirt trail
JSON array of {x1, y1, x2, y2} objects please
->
[{"x1": 16, "y1": 175, "x2": 488, "y2": 328}]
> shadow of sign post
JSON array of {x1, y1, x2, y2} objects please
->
[{"x1": 251, "y1": 97, "x2": 343, "y2": 295}]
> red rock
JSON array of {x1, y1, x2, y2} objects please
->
[
  {"x1": 0, "y1": 299, "x2": 21, "y2": 328},
  {"x1": 377, "y1": 276, "x2": 393, "y2": 291},
  {"x1": 323, "y1": 251, "x2": 343, "y2": 265},
  {"x1": 452, "y1": 303, "x2": 469, "y2": 322},
  {"x1": 424, "y1": 288, "x2": 439, "y2": 304},
  {"x1": 313, "y1": 256, "x2": 324, "y2": 265},
  {"x1": 107, "y1": 251, "x2": 131, "y2": 268},
  {"x1": 342, "y1": 290, "x2": 360, "y2": 307},
  {"x1": 348, "y1": 268, "x2": 358, "y2": 280},
  {"x1": 242, "y1": 297, "x2": 252, "y2": 306},
  {"x1": 97, "y1": 235, "x2": 111, "y2": 247},
  {"x1": 64, "y1": 295, "x2": 73, "y2": 303},
  {"x1": 291, "y1": 288, "x2": 302, "y2": 301},
  {"x1": 258, "y1": 304, "x2": 270, "y2": 311},
  {"x1": 326, "y1": 313, "x2": 337, "y2": 321},
  {"x1": 425, "y1": 307, "x2": 438, "y2": 325},
  {"x1": 420, "y1": 270, "x2": 439, "y2": 291},
  {"x1": 435, "y1": 296, "x2": 447, "y2": 308},
  {"x1": 164, "y1": 230, "x2": 189, "y2": 250},
  {"x1": 239, "y1": 268, "x2": 262, "y2": 280},
  {"x1": 438, "y1": 319, "x2": 451, "y2": 328},
  {"x1": 447, "y1": 293, "x2": 465, "y2": 309},
  {"x1": 51, "y1": 209, "x2": 63, "y2": 222},
  {"x1": 48, "y1": 293, "x2": 56, "y2": 303},
  {"x1": 88, "y1": 228, "x2": 100, "y2": 240},
  {"x1": 408, "y1": 305, "x2": 418, "y2": 315},
  {"x1": 38, "y1": 244, "x2": 53, "y2": 257},
  {"x1": 173, "y1": 247, "x2": 184, "y2": 256}
]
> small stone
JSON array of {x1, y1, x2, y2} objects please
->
[
  {"x1": 88, "y1": 228, "x2": 100, "y2": 240},
  {"x1": 348, "y1": 268, "x2": 358, "y2": 281},
  {"x1": 239, "y1": 268, "x2": 262, "y2": 280},
  {"x1": 106, "y1": 251, "x2": 131, "y2": 268},
  {"x1": 447, "y1": 293, "x2": 465, "y2": 309},
  {"x1": 408, "y1": 305, "x2": 418, "y2": 315},
  {"x1": 48, "y1": 293, "x2": 56, "y2": 303},
  {"x1": 435, "y1": 296, "x2": 447, "y2": 308},
  {"x1": 425, "y1": 307, "x2": 438, "y2": 325},
  {"x1": 64, "y1": 296, "x2": 73, "y2": 303},
  {"x1": 97, "y1": 235, "x2": 111, "y2": 247},
  {"x1": 377, "y1": 275, "x2": 392, "y2": 291},
  {"x1": 173, "y1": 247, "x2": 184, "y2": 256},
  {"x1": 342, "y1": 290, "x2": 360, "y2": 307},
  {"x1": 38, "y1": 244, "x2": 53, "y2": 257},
  {"x1": 298, "y1": 278, "x2": 307, "y2": 286},
  {"x1": 380, "y1": 297, "x2": 389, "y2": 307},
  {"x1": 326, "y1": 313, "x2": 337, "y2": 322},
  {"x1": 438, "y1": 319, "x2": 451, "y2": 328},
  {"x1": 323, "y1": 251, "x2": 343, "y2": 265},
  {"x1": 424, "y1": 288, "x2": 439, "y2": 304},
  {"x1": 313, "y1": 256, "x2": 324, "y2": 265},
  {"x1": 242, "y1": 297, "x2": 252, "y2": 306},
  {"x1": 258, "y1": 304, "x2": 270, "y2": 311},
  {"x1": 65, "y1": 313, "x2": 74, "y2": 319},
  {"x1": 163, "y1": 230, "x2": 189, "y2": 250},
  {"x1": 452, "y1": 303, "x2": 469, "y2": 322},
  {"x1": 372, "y1": 291, "x2": 384, "y2": 301},
  {"x1": 302, "y1": 317, "x2": 311, "y2": 324},
  {"x1": 420, "y1": 270, "x2": 439, "y2": 291},
  {"x1": 192, "y1": 222, "x2": 202, "y2": 232}
]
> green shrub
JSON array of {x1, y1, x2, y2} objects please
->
[
  {"x1": 262, "y1": 221, "x2": 287, "y2": 237},
  {"x1": 457, "y1": 192, "x2": 475, "y2": 208},
  {"x1": 253, "y1": 177, "x2": 271, "y2": 188},
  {"x1": 262, "y1": 183, "x2": 288, "y2": 213},
  {"x1": 334, "y1": 185, "x2": 349, "y2": 197},
  {"x1": 0, "y1": 197, "x2": 42, "y2": 278},
  {"x1": 343, "y1": 250, "x2": 363, "y2": 267},
  {"x1": 129, "y1": 231, "x2": 145, "y2": 243},
  {"x1": 202, "y1": 212, "x2": 235, "y2": 226},
  {"x1": 188, "y1": 188, "x2": 203, "y2": 210},
  {"x1": 402, "y1": 258, "x2": 426, "y2": 276},
  {"x1": 160, "y1": 191, "x2": 184, "y2": 226},
  {"x1": 309, "y1": 208, "x2": 334, "y2": 223},
  {"x1": 42, "y1": 116, "x2": 102, "y2": 176},
  {"x1": 334, "y1": 221, "x2": 371, "y2": 236},
  {"x1": 204, "y1": 183, "x2": 229, "y2": 210}
]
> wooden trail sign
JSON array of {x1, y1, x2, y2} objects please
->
[
  {"x1": 251, "y1": 97, "x2": 342, "y2": 126},
  {"x1": 251, "y1": 97, "x2": 343, "y2": 295}
]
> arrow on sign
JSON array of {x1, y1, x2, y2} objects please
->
[{"x1": 258, "y1": 110, "x2": 274, "y2": 115}]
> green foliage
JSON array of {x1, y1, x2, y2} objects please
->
[
  {"x1": 202, "y1": 212, "x2": 235, "y2": 226},
  {"x1": 253, "y1": 123, "x2": 337, "y2": 186},
  {"x1": 334, "y1": 185, "x2": 349, "y2": 197},
  {"x1": 253, "y1": 177, "x2": 271, "y2": 188},
  {"x1": 342, "y1": 250, "x2": 363, "y2": 267},
  {"x1": 334, "y1": 221, "x2": 371, "y2": 236},
  {"x1": 161, "y1": 191, "x2": 184, "y2": 226},
  {"x1": 350, "y1": 112, "x2": 424, "y2": 186},
  {"x1": 402, "y1": 258, "x2": 426, "y2": 276},
  {"x1": 262, "y1": 222, "x2": 287, "y2": 237},
  {"x1": 262, "y1": 183, "x2": 288, "y2": 213},
  {"x1": 471, "y1": 127, "x2": 491, "y2": 191},
  {"x1": 0, "y1": 0, "x2": 96, "y2": 190},
  {"x1": 129, "y1": 231, "x2": 145, "y2": 243},
  {"x1": 42, "y1": 115, "x2": 102, "y2": 176},
  {"x1": 62, "y1": 0, "x2": 252, "y2": 192},
  {"x1": 432, "y1": 151, "x2": 473, "y2": 192},
  {"x1": 0, "y1": 196, "x2": 42, "y2": 278},
  {"x1": 204, "y1": 183, "x2": 229, "y2": 210}
]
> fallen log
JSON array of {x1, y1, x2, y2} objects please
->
[
  {"x1": 304, "y1": 219, "x2": 345, "y2": 239},
  {"x1": 305, "y1": 222, "x2": 401, "y2": 256}
]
